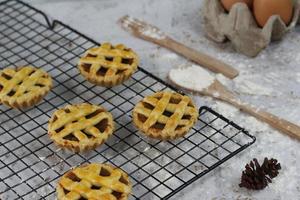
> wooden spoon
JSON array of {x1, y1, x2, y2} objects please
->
[
  {"x1": 169, "y1": 69, "x2": 300, "y2": 140},
  {"x1": 118, "y1": 15, "x2": 239, "y2": 79}
]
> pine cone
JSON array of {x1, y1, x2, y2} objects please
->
[
  {"x1": 261, "y1": 158, "x2": 281, "y2": 178},
  {"x1": 239, "y1": 158, "x2": 281, "y2": 190}
]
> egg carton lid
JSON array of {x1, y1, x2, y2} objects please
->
[{"x1": 202, "y1": 0, "x2": 300, "y2": 57}]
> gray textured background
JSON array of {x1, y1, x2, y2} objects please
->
[{"x1": 3, "y1": 0, "x2": 300, "y2": 199}]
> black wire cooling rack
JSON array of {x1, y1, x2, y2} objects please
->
[{"x1": 0, "y1": 0, "x2": 256, "y2": 199}]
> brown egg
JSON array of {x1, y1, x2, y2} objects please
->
[
  {"x1": 253, "y1": 0, "x2": 293, "y2": 27},
  {"x1": 221, "y1": 0, "x2": 253, "y2": 12}
]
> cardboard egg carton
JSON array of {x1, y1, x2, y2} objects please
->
[{"x1": 202, "y1": 0, "x2": 300, "y2": 57}]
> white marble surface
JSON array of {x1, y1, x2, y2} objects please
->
[{"x1": 15, "y1": 0, "x2": 300, "y2": 199}]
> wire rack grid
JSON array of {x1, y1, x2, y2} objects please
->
[{"x1": 0, "y1": 0, "x2": 256, "y2": 199}]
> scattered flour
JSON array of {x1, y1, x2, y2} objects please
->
[
  {"x1": 211, "y1": 101, "x2": 239, "y2": 119},
  {"x1": 142, "y1": 26, "x2": 166, "y2": 40},
  {"x1": 212, "y1": 92, "x2": 220, "y2": 97},
  {"x1": 237, "y1": 80, "x2": 273, "y2": 96},
  {"x1": 297, "y1": 73, "x2": 300, "y2": 83},
  {"x1": 296, "y1": 52, "x2": 300, "y2": 62},
  {"x1": 169, "y1": 64, "x2": 215, "y2": 92},
  {"x1": 267, "y1": 72, "x2": 280, "y2": 80},
  {"x1": 121, "y1": 15, "x2": 166, "y2": 40},
  {"x1": 161, "y1": 52, "x2": 179, "y2": 60},
  {"x1": 212, "y1": 101, "x2": 281, "y2": 134},
  {"x1": 39, "y1": 156, "x2": 46, "y2": 161}
]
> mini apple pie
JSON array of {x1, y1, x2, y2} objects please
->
[
  {"x1": 133, "y1": 91, "x2": 199, "y2": 140},
  {"x1": 48, "y1": 103, "x2": 114, "y2": 152},
  {"x1": 57, "y1": 163, "x2": 132, "y2": 200},
  {"x1": 0, "y1": 66, "x2": 52, "y2": 109},
  {"x1": 78, "y1": 42, "x2": 139, "y2": 87}
]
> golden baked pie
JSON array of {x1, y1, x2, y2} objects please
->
[
  {"x1": 78, "y1": 42, "x2": 139, "y2": 87},
  {"x1": 133, "y1": 91, "x2": 198, "y2": 140},
  {"x1": 57, "y1": 163, "x2": 131, "y2": 200},
  {"x1": 0, "y1": 66, "x2": 52, "y2": 109},
  {"x1": 48, "y1": 103, "x2": 114, "y2": 152}
]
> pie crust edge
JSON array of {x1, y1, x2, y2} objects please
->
[
  {"x1": 48, "y1": 103, "x2": 115, "y2": 152},
  {"x1": 0, "y1": 66, "x2": 52, "y2": 109},
  {"x1": 57, "y1": 163, "x2": 132, "y2": 200}
]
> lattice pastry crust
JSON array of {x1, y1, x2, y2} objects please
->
[
  {"x1": 57, "y1": 163, "x2": 131, "y2": 200},
  {"x1": 48, "y1": 103, "x2": 114, "y2": 152},
  {"x1": 133, "y1": 91, "x2": 199, "y2": 140},
  {"x1": 78, "y1": 43, "x2": 139, "y2": 87},
  {"x1": 0, "y1": 66, "x2": 52, "y2": 109}
]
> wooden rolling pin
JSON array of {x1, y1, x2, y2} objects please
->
[{"x1": 119, "y1": 15, "x2": 239, "y2": 79}]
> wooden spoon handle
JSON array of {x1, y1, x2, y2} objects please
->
[
  {"x1": 230, "y1": 99, "x2": 300, "y2": 140},
  {"x1": 157, "y1": 37, "x2": 239, "y2": 79}
]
